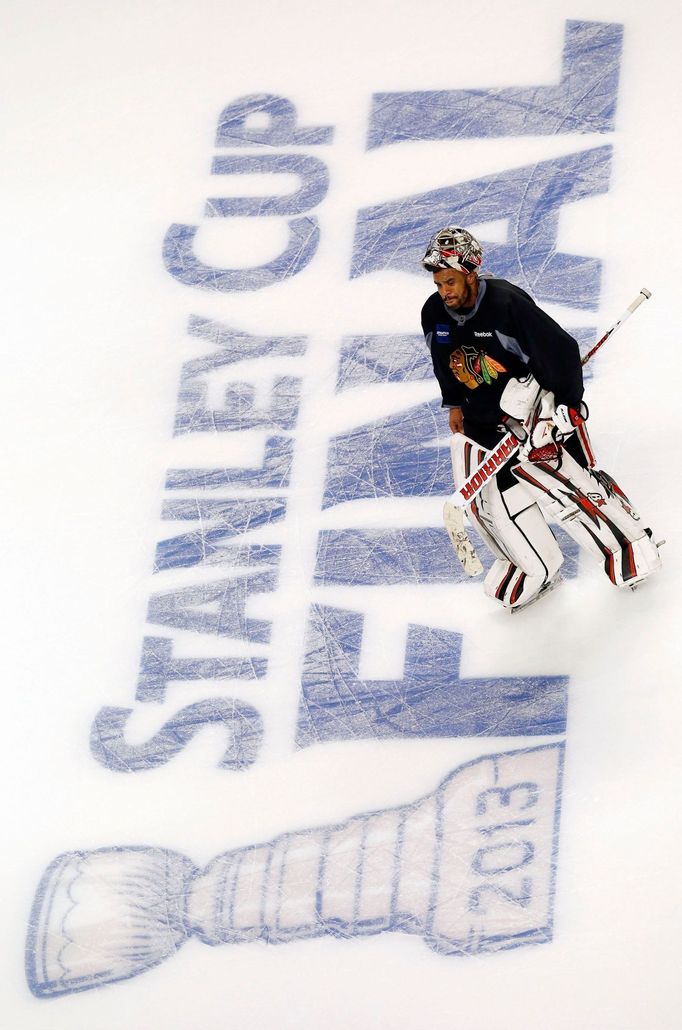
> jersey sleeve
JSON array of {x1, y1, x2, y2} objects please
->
[{"x1": 509, "y1": 293, "x2": 584, "y2": 408}]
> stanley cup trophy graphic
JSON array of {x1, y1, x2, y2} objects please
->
[{"x1": 26, "y1": 744, "x2": 564, "y2": 998}]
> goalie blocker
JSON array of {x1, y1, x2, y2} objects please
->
[{"x1": 451, "y1": 428, "x2": 661, "y2": 612}]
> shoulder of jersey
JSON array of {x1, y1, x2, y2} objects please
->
[
  {"x1": 421, "y1": 291, "x2": 442, "y2": 315},
  {"x1": 485, "y1": 277, "x2": 533, "y2": 305}
]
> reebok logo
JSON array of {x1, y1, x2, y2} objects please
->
[{"x1": 474, "y1": 331, "x2": 493, "y2": 337}]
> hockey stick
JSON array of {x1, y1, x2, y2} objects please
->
[
  {"x1": 580, "y1": 288, "x2": 651, "y2": 366},
  {"x1": 447, "y1": 287, "x2": 652, "y2": 511},
  {"x1": 442, "y1": 501, "x2": 484, "y2": 575}
]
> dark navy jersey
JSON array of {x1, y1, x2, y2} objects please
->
[{"x1": 421, "y1": 276, "x2": 584, "y2": 446}]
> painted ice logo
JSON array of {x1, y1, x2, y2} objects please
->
[
  {"x1": 163, "y1": 94, "x2": 333, "y2": 291},
  {"x1": 355, "y1": 19, "x2": 623, "y2": 319},
  {"x1": 26, "y1": 745, "x2": 563, "y2": 997},
  {"x1": 26, "y1": 17, "x2": 623, "y2": 998}
]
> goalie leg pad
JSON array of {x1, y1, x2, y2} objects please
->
[
  {"x1": 478, "y1": 486, "x2": 565, "y2": 609},
  {"x1": 512, "y1": 450, "x2": 662, "y2": 587},
  {"x1": 451, "y1": 435, "x2": 564, "y2": 609}
]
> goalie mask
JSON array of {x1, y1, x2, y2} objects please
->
[{"x1": 421, "y1": 226, "x2": 483, "y2": 274}]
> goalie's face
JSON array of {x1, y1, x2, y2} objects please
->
[{"x1": 433, "y1": 267, "x2": 478, "y2": 310}]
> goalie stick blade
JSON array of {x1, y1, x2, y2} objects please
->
[{"x1": 443, "y1": 502, "x2": 483, "y2": 577}]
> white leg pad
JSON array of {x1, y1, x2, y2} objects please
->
[
  {"x1": 450, "y1": 435, "x2": 564, "y2": 609},
  {"x1": 512, "y1": 450, "x2": 662, "y2": 587}
]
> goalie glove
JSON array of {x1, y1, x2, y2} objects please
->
[
  {"x1": 499, "y1": 374, "x2": 542, "y2": 422},
  {"x1": 499, "y1": 374, "x2": 544, "y2": 443},
  {"x1": 523, "y1": 396, "x2": 588, "y2": 455},
  {"x1": 525, "y1": 392, "x2": 558, "y2": 451},
  {"x1": 552, "y1": 401, "x2": 588, "y2": 438}
]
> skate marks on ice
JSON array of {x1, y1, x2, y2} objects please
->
[
  {"x1": 296, "y1": 607, "x2": 569, "y2": 743},
  {"x1": 27, "y1": 743, "x2": 563, "y2": 998},
  {"x1": 24, "y1": 15, "x2": 621, "y2": 1007},
  {"x1": 91, "y1": 16, "x2": 623, "y2": 777},
  {"x1": 366, "y1": 20, "x2": 622, "y2": 148},
  {"x1": 355, "y1": 20, "x2": 622, "y2": 314}
]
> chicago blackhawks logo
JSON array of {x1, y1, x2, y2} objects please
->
[{"x1": 449, "y1": 346, "x2": 507, "y2": 390}]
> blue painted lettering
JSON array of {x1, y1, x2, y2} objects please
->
[
  {"x1": 207, "y1": 155, "x2": 329, "y2": 217},
  {"x1": 136, "y1": 636, "x2": 267, "y2": 703},
  {"x1": 323, "y1": 399, "x2": 451, "y2": 507},
  {"x1": 351, "y1": 147, "x2": 612, "y2": 310},
  {"x1": 163, "y1": 217, "x2": 320, "y2": 291},
  {"x1": 296, "y1": 605, "x2": 568, "y2": 745},
  {"x1": 90, "y1": 700, "x2": 263, "y2": 772},
  {"x1": 216, "y1": 93, "x2": 334, "y2": 147},
  {"x1": 367, "y1": 21, "x2": 623, "y2": 147},
  {"x1": 147, "y1": 569, "x2": 277, "y2": 643}
]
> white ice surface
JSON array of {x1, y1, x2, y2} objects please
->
[{"x1": 2, "y1": 1, "x2": 682, "y2": 1027}]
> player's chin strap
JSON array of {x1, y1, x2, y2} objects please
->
[{"x1": 443, "y1": 287, "x2": 652, "y2": 574}]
